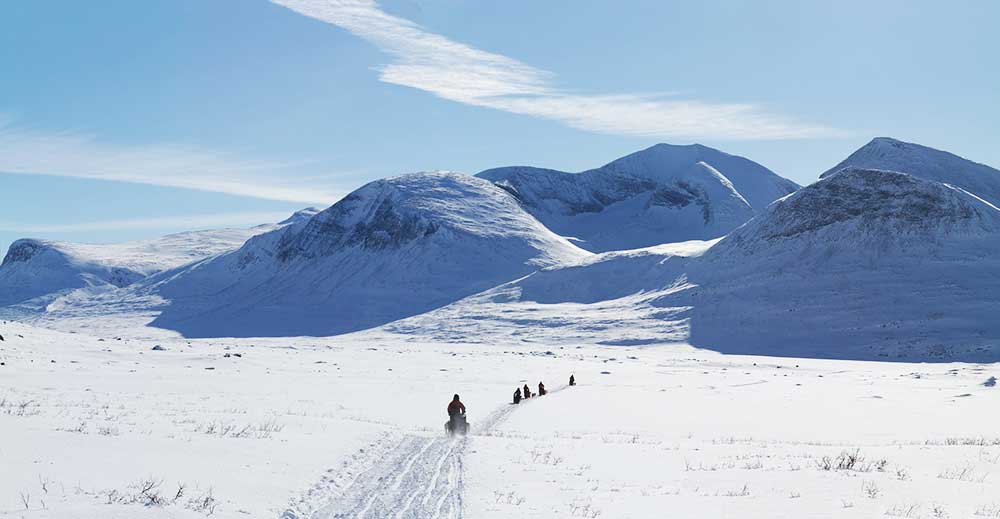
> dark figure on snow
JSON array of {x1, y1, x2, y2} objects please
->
[
  {"x1": 569, "y1": 374, "x2": 575, "y2": 386},
  {"x1": 446, "y1": 394, "x2": 468, "y2": 436},
  {"x1": 448, "y1": 394, "x2": 466, "y2": 417},
  {"x1": 523, "y1": 383, "x2": 532, "y2": 399},
  {"x1": 538, "y1": 381, "x2": 547, "y2": 396},
  {"x1": 513, "y1": 387, "x2": 522, "y2": 404}
]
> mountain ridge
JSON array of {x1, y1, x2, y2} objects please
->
[
  {"x1": 822, "y1": 137, "x2": 1000, "y2": 207},
  {"x1": 477, "y1": 142, "x2": 798, "y2": 251}
]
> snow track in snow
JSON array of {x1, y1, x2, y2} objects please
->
[{"x1": 281, "y1": 396, "x2": 544, "y2": 519}]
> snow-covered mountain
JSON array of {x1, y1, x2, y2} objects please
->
[
  {"x1": 822, "y1": 137, "x2": 1000, "y2": 207},
  {"x1": 0, "y1": 208, "x2": 319, "y2": 310},
  {"x1": 477, "y1": 143, "x2": 798, "y2": 252},
  {"x1": 141, "y1": 172, "x2": 589, "y2": 337},
  {"x1": 682, "y1": 167, "x2": 1000, "y2": 359},
  {"x1": 391, "y1": 167, "x2": 1000, "y2": 360},
  {"x1": 9, "y1": 139, "x2": 999, "y2": 360}
]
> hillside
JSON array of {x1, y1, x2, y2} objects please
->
[
  {"x1": 141, "y1": 172, "x2": 589, "y2": 337},
  {"x1": 389, "y1": 168, "x2": 1000, "y2": 361},
  {"x1": 478, "y1": 143, "x2": 798, "y2": 251}
]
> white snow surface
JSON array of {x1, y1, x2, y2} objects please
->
[
  {"x1": 3, "y1": 320, "x2": 1000, "y2": 519},
  {"x1": 478, "y1": 143, "x2": 798, "y2": 252}
]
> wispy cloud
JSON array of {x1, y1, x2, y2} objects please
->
[
  {"x1": 0, "y1": 118, "x2": 343, "y2": 205},
  {"x1": 0, "y1": 211, "x2": 295, "y2": 234},
  {"x1": 273, "y1": 0, "x2": 840, "y2": 140}
]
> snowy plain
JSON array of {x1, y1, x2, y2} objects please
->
[{"x1": 3, "y1": 320, "x2": 1000, "y2": 519}]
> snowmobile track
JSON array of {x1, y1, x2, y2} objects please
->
[{"x1": 280, "y1": 395, "x2": 548, "y2": 519}]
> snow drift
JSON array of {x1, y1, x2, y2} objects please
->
[
  {"x1": 478, "y1": 143, "x2": 798, "y2": 252},
  {"x1": 145, "y1": 172, "x2": 589, "y2": 337}
]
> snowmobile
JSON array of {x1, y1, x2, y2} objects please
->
[{"x1": 445, "y1": 413, "x2": 469, "y2": 436}]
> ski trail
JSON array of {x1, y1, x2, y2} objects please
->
[{"x1": 281, "y1": 398, "x2": 523, "y2": 519}]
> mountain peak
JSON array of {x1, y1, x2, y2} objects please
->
[
  {"x1": 475, "y1": 143, "x2": 797, "y2": 252},
  {"x1": 821, "y1": 137, "x2": 1000, "y2": 207},
  {"x1": 869, "y1": 136, "x2": 905, "y2": 145},
  {"x1": 1, "y1": 239, "x2": 53, "y2": 268},
  {"x1": 142, "y1": 169, "x2": 588, "y2": 337},
  {"x1": 716, "y1": 167, "x2": 1000, "y2": 256},
  {"x1": 277, "y1": 207, "x2": 322, "y2": 226}
]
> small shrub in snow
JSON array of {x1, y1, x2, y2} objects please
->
[
  {"x1": 198, "y1": 419, "x2": 284, "y2": 439},
  {"x1": 934, "y1": 437, "x2": 1000, "y2": 446},
  {"x1": 862, "y1": 480, "x2": 881, "y2": 499},
  {"x1": 975, "y1": 504, "x2": 1000, "y2": 517},
  {"x1": 13, "y1": 399, "x2": 40, "y2": 417},
  {"x1": 134, "y1": 478, "x2": 164, "y2": 506},
  {"x1": 494, "y1": 490, "x2": 525, "y2": 506},
  {"x1": 817, "y1": 450, "x2": 887, "y2": 472},
  {"x1": 569, "y1": 500, "x2": 602, "y2": 518},
  {"x1": 186, "y1": 488, "x2": 218, "y2": 515},
  {"x1": 938, "y1": 465, "x2": 985, "y2": 483},
  {"x1": 885, "y1": 503, "x2": 921, "y2": 518},
  {"x1": 723, "y1": 484, "x2": 751, "y2": 497},
  {"x1": 528, "y1": 449, "x2": 563, "y2": 466}
]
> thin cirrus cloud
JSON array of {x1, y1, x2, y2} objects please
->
[
  {"x1": 272, "y1": 0, "x2": 841, "y2": 141},
  {"x1": 0, "y1": 211, "x2": 298, "y2": 234},
  {"x1": 0, "y1": 118, "x2": 342, "y2": 205}
]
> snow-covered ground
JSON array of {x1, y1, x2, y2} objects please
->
[{"x1": 3, "y1": 320, "x2": 999, "y2": 519}]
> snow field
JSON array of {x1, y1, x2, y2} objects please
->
[{"x1": 4, "y1": 321, "x2": 1000, "y2": 518}]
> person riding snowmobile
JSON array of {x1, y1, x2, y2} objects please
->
[
  {"x1": 522, "y1": 383, "x2": 532, "y2": 399},
  {"x1": 448, "y1": 394, "x2": 466, "y2": 417},
  {"x1": 538, "y1": 381, "x2": 547, "y2": 396},
  {"x1": 513, "y1": 387, "x2": 522, "y2": 404},
  {"x1": 446, "y1": 394, "x2": 468, "y2": 435}
]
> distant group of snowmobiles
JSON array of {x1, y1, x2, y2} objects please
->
[
  {"x1": 514, "y1": 373, "x2": 574, "y2": 404},
  {"x1": 445, "y1": 374, "x2": 576, "y2": 437}
]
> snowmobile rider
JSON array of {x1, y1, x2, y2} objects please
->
[
  {"x1": 569, "y1": 374, "x2": 576, "y2": 386},
  {"x1": 538, "y1": 381, "x2": 547, "y2": 396},
  {"x1": 513, "y1": 387, "x2": 522, "y2": 404},
  {"x1": 523, "y1": 383, "x2": 532, "y2": 399},
  {"x1": 448, "y1": 394, "x2": 466, "y2": 418}
]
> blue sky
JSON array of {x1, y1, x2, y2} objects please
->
[{"x1": 2, "y1": 0, "x2": 998, "y2": 255}]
